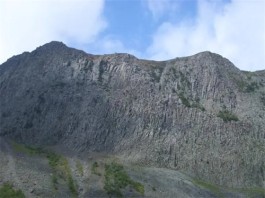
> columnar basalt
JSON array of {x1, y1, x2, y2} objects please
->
[{"x1": 1, "y1": 41, "x2": 264, "y2": 189}]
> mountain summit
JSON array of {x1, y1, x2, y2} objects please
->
[{"x1": 0, "y1": 42, "x2": 264, "y2": 195}]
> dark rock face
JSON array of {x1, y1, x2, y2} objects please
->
[{"x1": 1, "y1": 41, "x2": 264, "y2": 188}]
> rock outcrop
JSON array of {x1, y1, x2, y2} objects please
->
[{"x1": 1, "y1": 41, "x2": 264, "y2": 189}]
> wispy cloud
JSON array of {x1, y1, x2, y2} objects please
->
[
  {"x1": 0, "y1": 0, "x2": 106, "y2": 63},
  {"x1": 145, "y1": 0, "x2": 179, "y2": 19},
  {"x1": 1, "y1": 0, "x2": 264, "y2": 71},
  {"x1": 147, "y1": 0, "x2": 265, "y2": 71},
  {"x1": 87, "y1": 36, "x2": 141, "y2": 58}
]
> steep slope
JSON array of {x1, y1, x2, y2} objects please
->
[
  {"x1": 0, "y1": 41, "x2": 264, "y2": 190},
  {"x1": 1, "y1": 137, "x2": 251, "y2": 198}
]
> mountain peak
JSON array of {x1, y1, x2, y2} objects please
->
[
  {"x1": 0, "y1": 41, "x2": 264, "y2": 193},
  {"x1": 35, "y1": 41, "x2": 67, "y2": 51}
]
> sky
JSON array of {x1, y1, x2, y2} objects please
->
[{"x1": 0, "y1": 0, "x2": 264, "y2": 71}]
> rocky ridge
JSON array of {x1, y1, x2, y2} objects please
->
[{"x1": 0, "y1": 41, "x2": 264, "y2": 190}]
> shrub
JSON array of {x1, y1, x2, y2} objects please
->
[
  {"x1": 68, "y1": 176, "x2": 78, "y2": 197},
  {"x1": 46, "y1": 152, "x2": 61, "y2": 168},
  {"x1": 179, "y1": 93, "x2": 191, "y2": 107},
  {"x1": 261, "y1": 93, "x2": 265, "y2": 106},
  {"x1": 92, "y1": 161, "x2": 101, "y2": 176},
  {"x1": 52, "y1": 174, "x2": 58, "y2": 190},
  {"x1": 245, "y1": 82, "x2": 259, "y2": 92},
  {"x1": 0, "y1": 183, "x2": 25, "y2": 198},
  {"x1": 191, "y1": 102, "x2": 206, "y2": 111},
  {"x1": 104, "y1": 162, "x2": 144, "y2": 197},
  {"x1": 217, "y1": 110, "x2": 239, "y2": 122}
]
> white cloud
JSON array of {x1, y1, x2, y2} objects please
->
[
  {"x1": 147, "y1": 0, "x2": 265, "y2": 71},
  {"x1": 145, "y1": 0, "x2": 179, "y2": 19},
  {"x1": 88, "y1": 36, "x2": 141, "y2": 58},
  {"x1": 0, "y1": 0, "x2": 106, "y2": 64}
]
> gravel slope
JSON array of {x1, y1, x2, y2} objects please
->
[{"x1": 1, "y1": 137, "x2": 261, "y2": 198}]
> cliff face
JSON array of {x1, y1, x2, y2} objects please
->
[{"x1": 0, "y1": 41, "x2": 264, "y2": 188}]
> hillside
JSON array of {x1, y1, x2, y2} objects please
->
[{"x1": 0, "y1": 41, "x2": 264, "y2": 197}]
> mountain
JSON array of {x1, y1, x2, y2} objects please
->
[{"x1": 0, "y1": 41, "x2": 264, "y2": 197}]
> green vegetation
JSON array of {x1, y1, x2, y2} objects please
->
[
  {"x1": 191, "y1": 102, "x2": 206, "y2": 111},
  {"x1": 98, "y1": 60, "x2": 106, "y2": 82},
  {"x1": 46, "y1": 152, "x2": 61, "y2": 168},
  {"x1": 104, "y1": 162, "x2": 144, "y2": 197},
  {"x1": 11, "y1": 141, "x2": 43, "y2": 155},
  {"x1": 92, "y1": 161, "x2": 101, "y2": 176},
  {"x1": 179, "y1": 92, "x2": 191, "y2": 107},
  {"x1": 150, "y1": 67, "x2": 163, "y2": 82},
  {"x1": 192, "y1": 179, "x2": 224, "y2": 198},
  {"x1": 45, "y1": 152, "x2": 78, "y2": 196},
  {"x1": 11, "y1": 142, "x2": 78, "y2": 197},
  {"x1": 245, "y1": 82, "x2": 259, "y2": 92},
  {"x1": 178, "y1": 93, "x2": 205, "y2": 111},
  {"x1": 179, "y1": 71, "x2": 191, "y2": 87},
  {"x1": 235, "y1": 79, "x2": 248, "y2": 92},
  {"x1": 261, "y1": 93, "x2": 265, "y2": 106},
  {"x1": 52, "y1": 174, "x2": 58, "y2": 190},
  {"x1": 238, "y1": 187, "x2": 265, "y2": 198},
  {"x1": 0, "y1": 183, "x2": 25, "y2": 198},
  {"x1": 170, "y1": 67, "x2": 178, "y2": 78},
  {"x1": 234, "y1": 78, "x2": 260, "y2": 93},
  {"x1": 68, "y1": 175, "x2": 78, "y2": 197},
  {"x1": 217, "y1": 110, "x2": 239, "y2": 122},
  {"x1": 230, "y1": 71, "x2": 262, "y2": 93},
  {"x1": 192, "y1": 178, "x2": 265, "y2": 198},
  {"x1": 76, "y1": 160, "x2": 84, "y2": 176},
  {"x1": 55, "y1": 157, "x2": 78, "y2": 197}
]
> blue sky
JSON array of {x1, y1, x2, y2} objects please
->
[
  {"x1": 85, "y1": 0, "x2": 199, "y2": 56},
  {"x1": 96, "y1": 0, "x2": 198, "y2": 54},
  {"x1": 0, "y1": 0, "x2": 264, "y2": 71}
]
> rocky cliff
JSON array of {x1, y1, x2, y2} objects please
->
[{"x1": 0, "y1": 41, "x2": 264, "y2": 189}]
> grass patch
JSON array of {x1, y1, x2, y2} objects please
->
[
  {"x1": 55, "y1": 157, "x2": 78, "y2": 197},
  {"x1": 11, "y1": 142, "x2": 43, "y2": 155},
  {"x1": 217, "y1": 110, "x2": 239, "y2": 122},
  {"x1": 192, "y1": 179, "x2": 224, "y2": 198},
  {"x1": 104, "y1": 162, "x2": 144, "y2": 197},
  {"x1": 131, "y1": 181, "x2": 145, "y2": 194},
  {"x1": 52, "y1": 174, "x2": 58, "y2": 190},
  {"x1": 76, "y1": 160, "x2": 84, "y2": 176},
  {"x1": 46, "y1": 152, "x2": 61, "y2": 168},
  {"x1": 92, "y1": 161, "x2": 101, "y2": 176},
  {"x1": 11, "y1": 141, "x2": 78, "y2": 197},
  {"x1": 238, "y1": 187, "x2": 265, "y2": 198},
  {"x1": 0, "y1": 183, "x2": 25, "y2": 198},
  {"x1": 68, "y1": 175, "x2": 78, "y2": 197},
  {"x1": 192, "y1": 178, "x2": 265, "y2": 198}
]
